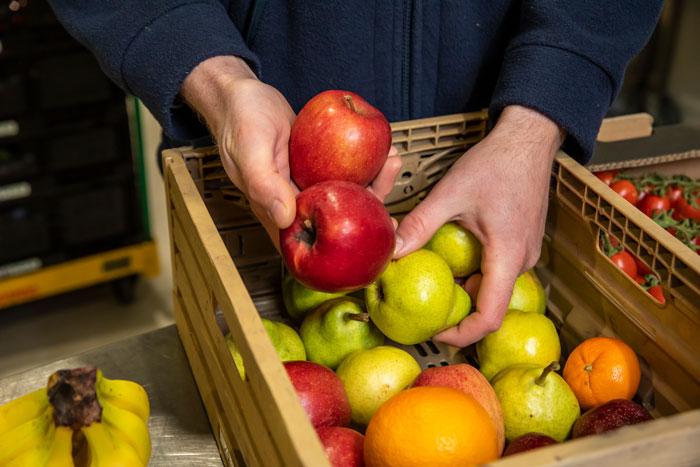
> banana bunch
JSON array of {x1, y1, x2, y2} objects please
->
[{"x1": 0, "y1": 367, "x2": 151, "y2": 467}]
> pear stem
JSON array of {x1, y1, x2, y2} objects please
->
[
  {"x1": 346, "y1": 312, "x2": 370, "y2": 322},
  {"x1": 535, "y1": 362, "x2": 560, "y2": 386},
  {"x1": 344, "y1": 95, "x2": 356, "y2": 113}
]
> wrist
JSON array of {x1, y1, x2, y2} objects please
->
[
  {"x1": 493, "y1": 105, "x2": 566, "y2": 156},
  {"x1": 180, "y1": 55, "x2": 257, "y2": 134}
]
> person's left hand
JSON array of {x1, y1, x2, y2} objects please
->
[{"x1": 393, "y1": 105, "x2": 565, "y2": 347}]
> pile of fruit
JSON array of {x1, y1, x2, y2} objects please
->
[
  {"x1": 225, "y1": 91, "x2": 657, "y2": 466},
  {"x1": 0, "y1": 366, "x2": 151, "y2": 466},
  {"x1": 593, "y1": 170, "x2": 700, "y2": 304},
  {"x1": 594, "y1": 170, "x2": 700, "y2": 254}
]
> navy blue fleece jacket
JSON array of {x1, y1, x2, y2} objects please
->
[{"x1": 48, "y1": 0, "x2": 662, "y2": 162}]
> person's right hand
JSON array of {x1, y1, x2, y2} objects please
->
[
  {"x1": 181, "y1": 56, "x2": 402, "y2": 249},
  {"x1": 181, "y1": 56, "x2": 298, "y2": 248}
]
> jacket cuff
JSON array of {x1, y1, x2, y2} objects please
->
[
  {"x1": 489, "y1": 44, "x2": 613, "y2": 163},
  {"x1": 121, "y1": 2, "x2": 261, "y2": 141}
]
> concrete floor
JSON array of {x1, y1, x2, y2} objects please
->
[{"x1": 0, "y1": 104, "x2": 174, "y2": 379}]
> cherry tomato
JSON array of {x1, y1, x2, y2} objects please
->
[
  {"x1": 610, "y1": 180, "x2": 638, "y2": 205},
  {"x1": 594, "y1": 170, "x2": 619, "y2": 186},
  {"x1": 610, "y1": 251, "x2": 638, "y2": 278},
  {"x1": 665, "y1": 185, "x2": 685, "y2": 209},
  {"x1": 633, "y1": 275, "x2": 646, "y2": 285},
  {"x1": 632, "y1": 256, "x2": 652, "y2": 276},
  {"x1": 635, "y1": 184, "x2": 655, "y2": 207},
  {"x1": 647, "y1": 285, "x2": 665, "y2": 304},
  {"x1": 638, "y1": 195, "x2": 671, "y2": 218},
  {"x1": 673, "y1": 192, "x2": 700, "y2": 222}
]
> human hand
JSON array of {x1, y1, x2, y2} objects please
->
[
  {"x1": 181, "y1": 56, "x2": 401, "y2": 249},
  {"x1": 393, "y1": 105, "x2": 565, "y2": 347}
]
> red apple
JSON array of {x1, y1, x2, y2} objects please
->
[
  {"x1": 572, "y1": 398, "x2": 652, "y2": 438},
  {"x1": 316, "y1": 426, "x2": 364, "y2": 467},
  {"x1": 411, "y1": 363, "x2": 505, "y2": 454},
  {"x1": 289, "y1": 90, "x2": 391, "y2": 190},
  {"x1": 503, "y1": 432, "x2": 558, "y2": 456},
  {"x1": 284, "y1": 361, "x2": 352, "y2": 428},
  {"x1": 280, "y1": 180, "x2": 394, "y2": 293}
]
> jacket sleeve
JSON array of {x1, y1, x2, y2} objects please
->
[
  {"x1": 47, "y1": 1, "x2": 261, "y2": 141},
  {"x1": 488, "y1": 0, "x2": 664, "y2": 163}
]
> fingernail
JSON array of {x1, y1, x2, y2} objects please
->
[
  {"x1": 267, "y1": 200, "x2": 286, "y2": 226},
  {"x1": 394, "y1": 235, "x2": 404, "y2": 256}
]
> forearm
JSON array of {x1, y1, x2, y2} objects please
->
[
  {"x1": 181, "y1": 56, "x2": 257, "y2": 136},
  {"x1": 492, "y1": 105, "x2": 566, "y2": 159}
]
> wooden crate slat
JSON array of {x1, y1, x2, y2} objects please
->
[{"x1": 164, "y1": 151, "x2": 331, "y2": 467}]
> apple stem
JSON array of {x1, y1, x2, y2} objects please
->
[
  {"x1": 535, "y1": 362, "x2": 560, "y2": 386},
  {"x1": 346, "y1": 312, "x2": 370, "y2": 323},
  {"x1": 344, "y1": 95, "x2": 356, "y2": 113},
  {"x1": 303, "y1": 219, "x2": 313, "y2": 230}
]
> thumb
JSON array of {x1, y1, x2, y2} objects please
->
[
  {"x1": 235, "y1": 134, "x2": 297, "y2": 229},
  {"x1": 394, "y1": 198, "x2": 449, "y2": 258}
]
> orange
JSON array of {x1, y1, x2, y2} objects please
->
[
  {"x1": 364, "y1": 386, "x2": 499, "y2": 467},
  {"x1": 563, "y1": 336, "x2": 641, "y2": 410}
]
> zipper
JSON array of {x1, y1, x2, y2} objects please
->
[{"x1": 401, "y1": 0, "x2": 413, "y2": 120}]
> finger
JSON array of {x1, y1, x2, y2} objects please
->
[
  {"x1": 391, "y1": 217, "x2": 398, "y2": 230},
  {"x1": 235, "y1": 135, "x2": 297, "y2": 230},
  {"x1": 463, "y1": 273, "x2": 483, "y2": 304},
  {"x1": 367, "y1": 155, "x2": 402, "y2": 201},
  {"x1": 433, "y1": 246, "x2": 519, "y2": 347},
  {"x1": 393, "y1": 194, "x2": 451, "y2": 258}
]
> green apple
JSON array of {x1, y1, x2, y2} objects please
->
[
  {"x1": 336, "y1": 346, "x2": 421, "y2": 425},
  {"x1": 424, "y1": 221, "x2": 482, "y2": 277},
  {"x1": 365, "y1": 249, "x2": 460, "y2": 345},
  {"x1": 225, "y1": 318, "x2": 306, "y2": 380},
  {"x1": 477, "y1": 309, "x2": 561, "y2": 381},
  {"x1": 508, "y1": 269, "x2": 546, "y2": 314},
  {"x1": 300, "y1": 297, "x2": 384, "y2": 370},
  {"x1": 282, "y1": 272, "x2": 346, "y2": 322},
  {"x1": 491, "y1": 362, "x2": 580, "y2": 442}
]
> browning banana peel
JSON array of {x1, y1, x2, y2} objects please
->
[{"x1": 0, "y1": 366, "x2": 151, "y2": 466}]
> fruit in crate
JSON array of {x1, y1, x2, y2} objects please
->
[
  {"x1": 411, "y1": 363, "x2": 505, "y2": 454},
  {"x1": 563, "y1": 336, "x2": 641, "y2": 410},
  {"x1": 300, "y1": 297, "x2": 384, "y2": 370},
  {"x1": 502, "y1": 432, "x2": 558, "y2": 456},
  {"x1": 0, "y1": 366, "x2": 151, "y2": 466},
  {"x1": 225, "y1": 318, "x2": 306, "y2": 381},
  {"x1": 289, "y1": 90, "x2": 391, "y2": 190},
  {"x1": 491, "y1": 362, "x2": 580, "y2": 443},
  {"x1": 284, "y1": 361, "x2": 351, "y2": 428},
  {"x1": 282, "y1": 272, "x2": 346, "y2": 322},
  {"x1": 508, "y1": 269, "x2": 546, "y2": 314},
  {"x1": 365, "y1": 249, "x2": 471, "y2": 345},
  {"x1": 335, "y1": 346, "x2": 421, "y2": 425},
  {"x1": 281, "y1": 180, "x2": 395, "y2": 293},
  {"x1": 364, "y1": 386, "x2": 499, "y2": 467},
  {"x1": 424, "y1": 221, "x2": 482, "y2": 278},
  {"x1": 572, "y1": 398, "x2": 652, "y2": 438},
  {"x1": 476, "y1": 309, "x2": 561, "y2": 381},
  {"x1": 316, "y1": 426, "x2": 365, "y2": 467}
]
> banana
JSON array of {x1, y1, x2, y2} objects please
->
[
  {"x1": 81, "y1": 422, "x2": 145, "y2": 467},
  {"x1": 98, "y1": 397, "x2": 151, "y2": 465},
  {"x1": 0, "y1": 406, "x2": 53, "y2": 465},
  {"x1": 4, "y1": 421, "x2": 57, "y2": 467},
  {"x1": 96, "y1": 371, "x2": 150, "y2": 424},
  {"x1": 44, "y1": 426, "x2": 76, "y2": 467},
  {"x1": 0, "y1": 388, "x2": 49, "y2": 436}
]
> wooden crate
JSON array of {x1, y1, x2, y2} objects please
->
[{"x1": 163, "y1": 113, "x2": 700, "y2": 467}]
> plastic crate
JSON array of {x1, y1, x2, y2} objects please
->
[{"x1": 163, "y1": 113, "x2": 700, "y2": 467}]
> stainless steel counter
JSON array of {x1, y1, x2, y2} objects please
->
[{"x1": 0, "y1": 325, "x2": 223, "y2": 466}]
